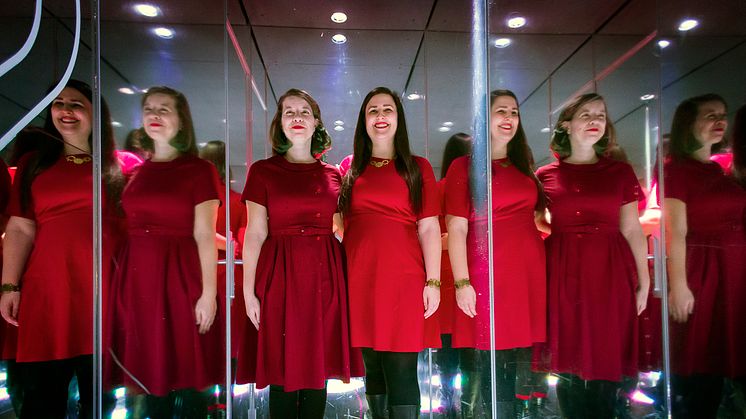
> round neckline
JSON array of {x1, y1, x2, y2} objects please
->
[
  {"x1": 558, "y1": 156, "x2": 608, "y2": 171},
  {"x1": 273, "y1": 154, "x2": 321, "y2": 172}
]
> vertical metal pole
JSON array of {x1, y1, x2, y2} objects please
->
[
  {"x1": 90, "y1": 0, "x2": 103, "y2": 417},
  {"x1": 223, "y1": 1, "x2": 234, "y2": 416},
  {"x1": 644, "y1": 104, "x2": 652, "y2": 190}
]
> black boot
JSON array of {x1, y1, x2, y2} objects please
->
[
  {"x1": 460, "y1": 369, "x2": 481, "y2": 419},
  {"x1": 366, "y1": 393, "x2": 389, "y2": 419},
  {"x1": 389, "y1": 404, "x2": 419, "y2": 419}
]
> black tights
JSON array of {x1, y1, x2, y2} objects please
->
[
  {"x1": 671, "y1": 374, "x2": 725, "y2": 419},
  {"x1": 362, "y1": 348, "x2": 420, "y2": 406},
  {"x1": 556, "y1": 373, "x2": 619, "y2": 419},
  {"x1": 269, "y1": 385, "x2": 327, "y2": 419},
  {"x1": 17, "y1": 355, "x2": 93, "y2": 419}
]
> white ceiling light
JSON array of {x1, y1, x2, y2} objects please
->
[
  {"x1": 334, "y1": 120, "x2": 344, "y2": 126},
  {"x1": 112, "y1": 121, "x2": 123, "y2": 127},
  {"x1": 118, "y1": 87, "x2": 135, "y2": 95},
  {"x1": 442, "y1": 121, "x2": 454, "y2": 127},
  {"x1": 438, "y1": 126, "x2": 451, "y2": 132},
  {"x1": 678, "y1": 19, "x2": 699, "y2": 31},
  {"x1": 134, "y1": 4, "x2": 159, "y2": 17},
  {"x1": 640, "y1": 94, "x2": 656, "y2": 101},
  {"x1": 657, "y1": 39, "x2": 671, "y2": 48},
  {"x1": 331, "y1": 34, "x2": 347, "y2": 44},
  {"x1": 334, "y1": 126, "x2": 344, "y2": 132},
  {"x1": 331, "y1": 12, "x2": 347, "y2": 24},
  {"x1": 507, "y1": 16, "x2": 526, "y2": 29},
  {"x1": 541, "y1": 127, "x2": 551, "y2": 133},
  {"x1": 494, "y1": 38, "x2": 511, "y2": 48},
  {"x1": 406, "y1": 93, "x2": 421, "y2": 100},
  {"x1": 153, "y1": 27, "x2": 175, "y2": 39}
]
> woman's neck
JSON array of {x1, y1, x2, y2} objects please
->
[
  {"x1": 151, "y1": 141, "x2": 180, "y2": 162},
  {"x1": 564, "y1": 145, "x2": 598, "y2": 164},
  {"x1": 371, "y1": 140, "x2": 395, "y2": 159},
  {"x1": 284, "y1": 141, "x2": 316, "y2": 163},
  {"x1": 691, "y1": 145, "x2": 712, "y2": 163},
  {"x1": 63, "y1": 135, "x2": 90, "y2": 154},
  {"x1": 491, "y1": 141, "x2": 508, "y2": 160}
]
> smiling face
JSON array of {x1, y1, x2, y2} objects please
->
[
  {"x1": 50, "y1": 87, "x2": 92, "y2": 142},
  {"x1": 693, "y1": 100, "x2": 728, "y2": 147},
  {"x1": 142, "y1": 92, "x2": 180, "y2": 143},
  {"x1": 365, "y1": 93, "x2": 398, "y2": 143},
  {"x1": 490, "y1": 95, "x2": 519, "y2": 145},
  {"x1": 280, "y1": 95, "x2": 317, "y2": 144},
  {"x1": 565, "y1": 99, "x2": 607, "y2": 148}
]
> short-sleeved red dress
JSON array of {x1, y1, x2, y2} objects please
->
[
  {"x1": 436, "y1": 178, "x2": 455, "y2": 336},
  {"x1": 344, "y1": 156, "x2": 441, "y2": 352},
  {"x1": 664, "y1": 157, "x2": 746, "y2": 377},
  {"x1": 235, "y1": 155, "x2": 362, "y2": 391},
  {"x1": 536, "y1": 157, "x2": 643, "y2": 382},
  {"x1": 106, "y1": 155, "x2": 224, "y2": 396},
  {"x1": 8, "y1": 154, "x2": 121, "y2": 362},
  {"x1": 444, "y1": 157, "x2": 546, "y2": 350}
]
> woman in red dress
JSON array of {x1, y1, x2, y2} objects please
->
[
  {"x1": 237, "y1": 89, "x2": 360, "y2": 418},
  {"x1": 536, "y1": 93, "x2": 650, "y2": 418},
  {"x1": 445, "y1": 90, "x2": 548, "y2": 418},
  {"x1": 664, "y1": 94, "x2": 746, "y2": 418},
  {"x1": 0, "y1": 79, "x2": 124, "y2": 418},
  {"x1": 106, "y1": 86, "x2": 223, "y2": 415},
  {"x1": 339, "y1": 86, "x2": 442, "y2": 418}
]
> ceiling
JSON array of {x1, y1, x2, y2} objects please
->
[{"x1": 1, "y1": 0, "x2": 745, "y2": 188}]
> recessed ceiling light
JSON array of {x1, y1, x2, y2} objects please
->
[
  {"x1": 657, "y1": 39, "x2": 671, "y2": 48},
  {"x1": 331, "y1": 12, "x2": 347, "y2": 24},
  {"x1": 331, "y1": 34, "x2": 347, "y2": 44},
  {"x1": 334, "y1": 120, "x2": 344, "y2": 126},
  {"x1": 507, "y1": 16, "x2": 526, "y2": 28},
  {"x1": 112, "y1": 121, "x2": 123, "y2": 127},
  {"x1": 640, "y1": 94, "x2": 656, "y2": 101},
  {"x1": 678, "y1": 19, "x2": 699, "y2": 31},
  {"x1": 198, "y1": 142, "x2": 207, "y2": 147},
  {"x1": 438, "y1": 126, "x2": 451, "y2": 132},
  {"x1": 134, "y1": 4, "x2": 159, "y2": 17},
  {"x1": 118, "y1": 87, "x2": 135, "y2": 95},
  {"x1": 494, "y1": 38, "x2": 511, "y2": 48},
  {"x1": 541, "y1": 127, "x2": 551, "y2": 133},
  {"x1": 407, "y1": 93, "x2": 421, "y2": 100},
  {"x1": 442, "y1": 121, "x2": 454, "y2": 127},
  {"x1": 334, "y1": 126, "x2": 344, "y2": 132},
  {"x1": 153, "y1": 27, "x2": 174, "y2": 39}
]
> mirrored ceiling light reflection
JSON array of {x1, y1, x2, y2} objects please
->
[
  {"x1": 332, "y1": 34, "x2": 347, "y2": 44},
  {"x1": 153, "y1": 27, "x2": 175, "y2": 39},
  {"x1": 331, "y1": 12, "x2": 347, "y2": 24},
  {"x1": 494, "y1": 38, "x2": 511, "y2": 48},
  {"x1": 507, "y1": 16, "x2": 526, "y2": 29},
  {"x1": 134, "y1": 4, "x2": 159, "y2": 17},
  {"x1": 678, "y1": 19, "x2": 699, "y2": 31}
]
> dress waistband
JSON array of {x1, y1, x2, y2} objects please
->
[
  {"x1": 270, "y1": 226, "x2": 332, "y2": 236},
  {"x1": 128, "y1": 226, "x2": 193, "y2": 237},
  {"x1": 553, "y1": 224, "x2": 618, "y2": 234}
]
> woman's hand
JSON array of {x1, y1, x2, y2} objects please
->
[
  {"x1": 456, "y1": 285, "x2": 477, "y2": 318},
  {"x1": 194, "y1": 294, "x2": 217, "y2": 334},
  {"x1": 423, "y1": 286, "x2": 440, "y2": 319},
  {"x1": 0, "y1": 292, "x2": 20, "y2": 326},
  {"x1": 245, "y1": 292, "x2": 261, "y2": 330},
  {"x1": 635, "y1": 283, "x2": 649, "y2": 315},
  {"x1": 669, "y1": 285, "x2": 695, "y2": 323}
]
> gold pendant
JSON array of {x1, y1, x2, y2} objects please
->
[
  {"x1": 66, "y1": 155, "x2": 92, "y2": 164},
  {"x1": 370, "y1": 159, "x2": 391, "y2": 168}
]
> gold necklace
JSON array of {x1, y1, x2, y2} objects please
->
[
  {"x1": 370, "y1": 156, "x2": 395, "y2": 168},
  {"x1": 66, "y1": 155, "x2": 92, "y2": 164}
]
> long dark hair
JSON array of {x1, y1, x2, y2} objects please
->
[
  {"x1": 19, "y1": 79, "x2": 122, "y2": 213},
  {"x1": 440, "y1": 132, "x2": 472, "y2": 178},
  {"x1": 339, "y1": 87, "x2": 422, "y2": 214},
  {"x1": 199, "y1": 140, "x2": 231, "y2": 183},
  {"x1": 491, "y1": 90, "x2": 546, "y2": 211},
  {"x1": 550, "y1": 93, "x2": 619, "y2": 159},
  {"x1": 669, "y1": 93, "x2": 727, "y2": 159},
  {"x1": 141, "y1": 86, "x2": 198, "y2": 156},
  {"x1": 269, "y1": 89, "x2": 332, "y2": 159}
]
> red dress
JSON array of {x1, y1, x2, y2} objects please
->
[
  {"x1": 344, "y1": 156, "x2": 441, "y2": 352},
  {"x1": 664, "y1": 157, "x2": 746, "y2": 377},
  {"x1": 8, "y1": 154, "x2": 120, "y2": 362},
  {"x1": 106, "y1": 155, "x2": 224, "y2": 396},
  {"x1": 0, "y1": 161, "x2": 16, "y2": 360},
  {"x1": 445, "y1": 157, "x2": 546, "y2": 350},
  {"x1": 436, "y1": 179, "x2": 455, "y2": 335},
  {"x1": 235, "y1": 155, "x2": 362, "y2": 391},
  {"x1": 536, "y1": 157, "x2": 642, "y2": 382}
]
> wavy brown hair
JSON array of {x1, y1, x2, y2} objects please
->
[
  {"x1": 269, "y1": 89, "x2": 332, "y2": 159},
  {"x1": 669, "y1": 93, "x2": 727, "y2": 160},
  {"x1": 550, "y1": 93, "x2": 619, "y2": 160},
  {"x1": 141, "y1": 86, "x2": 198, "y2": 156}
]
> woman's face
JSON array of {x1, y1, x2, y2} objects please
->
[
  {"x1": 365, "y1": 93, "x2": 398, "y2": 143},
  {"x1": 490, "y1": 95, "x2": 519, "y2": 145},
  {"x1": 693, "y1": 100, "x2": 728, "y2": 147},
  {"x1": 50, "y1": 87, "x2": 92, "y2": 141},
  {"x1": 280, "y1": 95, "x2": 317, "y2": 144},
  {"x1": 565, "y1": 99, "x2": 607, "y2": 147},
  {"x1": 142, "y1": 93, "x2": 180, "y2": 143}
]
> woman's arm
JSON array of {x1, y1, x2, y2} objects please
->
[
  {"x1": 417, "y1": 215, "x2": 441, "y2": 319},
  {"x1": 664, "y1": 198, "x2": 693, "y2": 323},
  {"x1": 0, "y1": 216, "x2": 37, "y2": 326},
  {"x1": 446, "y1": 215, "x2": 477, "y2": 318},
  {"x1": 534, "y1": 210, "x2": 551, "y2": 235},
  {"x1": 242, "y1": 201, "x2": 268, "y2": 329},
  {"x1": 333, "y1": 213, "x2": 344, "y2": 240},
  {"x1": 193, "y1": 199, "x2": 219, "y2": 334},
  {"x1": 619, "y1": 201, "x2": 651, "y2": 315}
]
